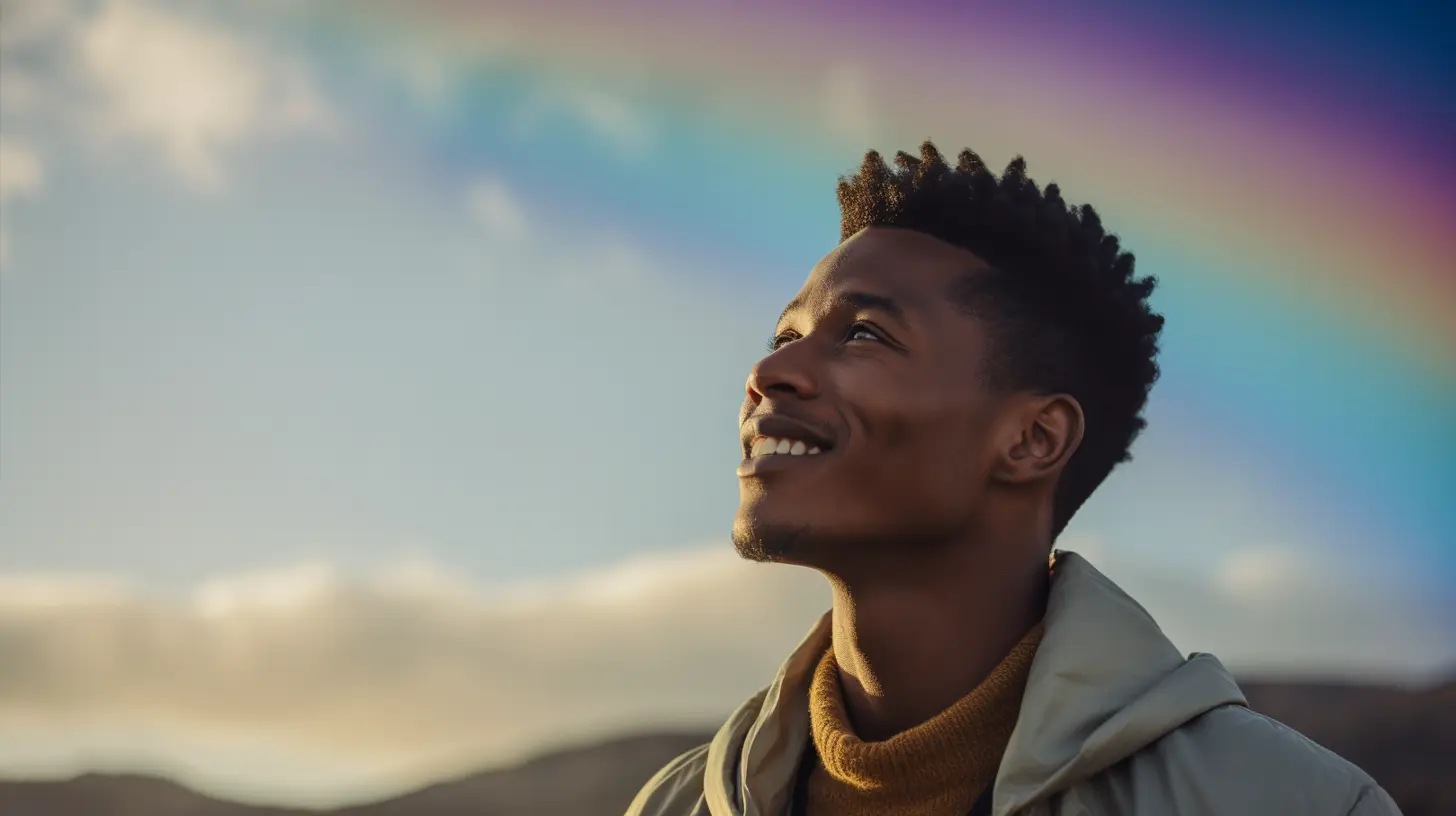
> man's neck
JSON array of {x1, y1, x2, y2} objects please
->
[{"x1": 823, "y1": 541, "x2": 1049, "y2": 742}]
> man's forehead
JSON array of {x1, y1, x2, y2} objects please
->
[{"x1": 787, "y1": 235, "x2": 981, "y2": 313}]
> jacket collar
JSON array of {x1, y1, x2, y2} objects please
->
[
  {"x1": 703, "y1": 551, "x2": 1247, "y2": 816},
  {"x1": 992, "y1": 552, "x2": 1246, "y2": 812}
]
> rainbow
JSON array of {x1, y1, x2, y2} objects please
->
[{"x1": 297, "y1": 1, "x2": 1455, "y2": 569}]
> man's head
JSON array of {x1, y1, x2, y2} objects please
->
[{"x1": 732, "y1": 141, "x2": 1164, "y2": 567}]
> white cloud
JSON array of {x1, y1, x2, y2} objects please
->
[
  {"x1": 461, "y1": 176, "x2": 654, "y2": 290},
  {"x1": 1216, "y1": 546, "x2": 1312, "y2": 599},
  {"x1": 0, "y1": 138, "x2": 44, "y2": 200},
  {"x1": 1, "y1": 537, "x2": 1450, "y2": 806},
  {"x1": 513, "y1": 84, "x2": 652, "y2": 156},
  {"x1": 0, "y1": 572, "x2": 128, "y2": 608},
  {"x1": 0, "y1": 136, "x2": 45, "y2": 267},
  {"x1": 1091, "y1": 542, "x2": 1454, "y2": 681},
  {"x1": 76, "y1": 0, "x2": 335, "y2": 189},
  {"x1": 465, "y1": 178, "x2": 530, "y2": 240},
  {"x1": 0, "y1": 546, "x2": 829, "y2": 806}
]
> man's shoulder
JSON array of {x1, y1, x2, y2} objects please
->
[
  {"x1": 1118, "y1": 702, "x2": 1397, "y2": 814},
  {"x1": 623, "y1": 742, "x2": 712, "y2": 816},
  {"x1": 1181, "y1": 703, "x2": 1377, "y2": 779}
]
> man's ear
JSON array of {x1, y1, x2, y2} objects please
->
[{"x1": 991, "y1": 394, "x2": 1084, "y2": 485}]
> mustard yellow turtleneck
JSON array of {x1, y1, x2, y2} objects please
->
[{"x1": 795, "y1": 621, "x2": 1045, "y2": 816}]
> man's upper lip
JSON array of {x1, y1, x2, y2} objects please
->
[{"x1": 741, "y1": 414, "x2": 837, "y2": 454}]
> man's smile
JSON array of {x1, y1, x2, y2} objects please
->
[
  {"x1": 749, "y1": 435, "x2": 825, "y2": 458},
  {"x1": 737, "y1": 437, "x2": 837, "y2": 477},
  {"x1": 738, "y1": 413, "x2": 839, "y2": 478}
]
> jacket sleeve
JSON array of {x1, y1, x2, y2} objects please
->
[{"x1": 1342, "y1": 784, "x2": 1404, "y2": 816}]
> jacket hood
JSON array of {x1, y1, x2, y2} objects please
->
[{"x1": 701, "y1": 551, "x2": 1248, "y2": 816}]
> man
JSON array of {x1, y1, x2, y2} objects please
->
[{"x1": 626, "y1": 142, "x2": 1400, "y2": 816}]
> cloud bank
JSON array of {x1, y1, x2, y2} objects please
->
[
  {"x1": 1, "y1": 537, "x2": 1451, "y2": 807},
  {"x1": 0, "y1": 547, "x2": 828, "y2": 806}
]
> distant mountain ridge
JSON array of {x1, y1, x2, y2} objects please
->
[{"x1": 3, "y1": 679, "x2": 1451, "y2": 816}]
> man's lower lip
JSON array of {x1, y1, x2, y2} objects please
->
[{"x1": 736, "y1": 451, "x2": 832, "y2": 477}]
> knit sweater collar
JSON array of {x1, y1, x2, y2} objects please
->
[{"x1": 800, "y1": 621, "x2": 1046, "y2": 816}]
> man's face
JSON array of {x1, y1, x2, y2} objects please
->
[{"x1": 733, "y1": 226, "x2": 1009, "y2": 565}]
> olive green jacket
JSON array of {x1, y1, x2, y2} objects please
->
[{"x1": 625, "y1": 551, "x2": 1401, "y2": 816}]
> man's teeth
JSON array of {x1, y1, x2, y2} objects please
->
[{"x1": 751, "y1": 436, "x2": 823, "y2": 458}]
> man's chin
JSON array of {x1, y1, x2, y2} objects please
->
[{"x1": 731, "y1": 516, "x2": 819, "y2": 564}]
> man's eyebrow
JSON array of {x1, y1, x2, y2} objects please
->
[{"x1": 777, "y1": 291, "x2": 908, "y2": 328}]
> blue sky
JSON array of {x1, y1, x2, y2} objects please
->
[{"x1": 1, "y1": 0, "x2": 1452, "y2": 807}]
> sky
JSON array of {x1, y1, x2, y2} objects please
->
[{"x1": 1, "y1": 0, "x2": 1453, "y2": 808}]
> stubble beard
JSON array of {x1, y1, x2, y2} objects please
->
[
  {"x1": 731, "y1": 519, "x2": 818, "y2": 565},
  {"x1": 732, "y1": 514, "x2": 965, "y2": 571}
]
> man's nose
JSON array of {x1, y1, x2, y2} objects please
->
[{"x1": 745, "y1": 343, "x2": 821, "y2": 403}]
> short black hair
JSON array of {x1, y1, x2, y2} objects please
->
[{"x1": 837, "y1": 140, "x2": 1164, "y2": 539}]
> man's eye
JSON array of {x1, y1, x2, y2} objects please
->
[
  {"x1": 768, "y1": 332, "x2": 799, "y2": 351},
  {"x1": 846, "y1": 322, "x2": 882, "y2": 343}
]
